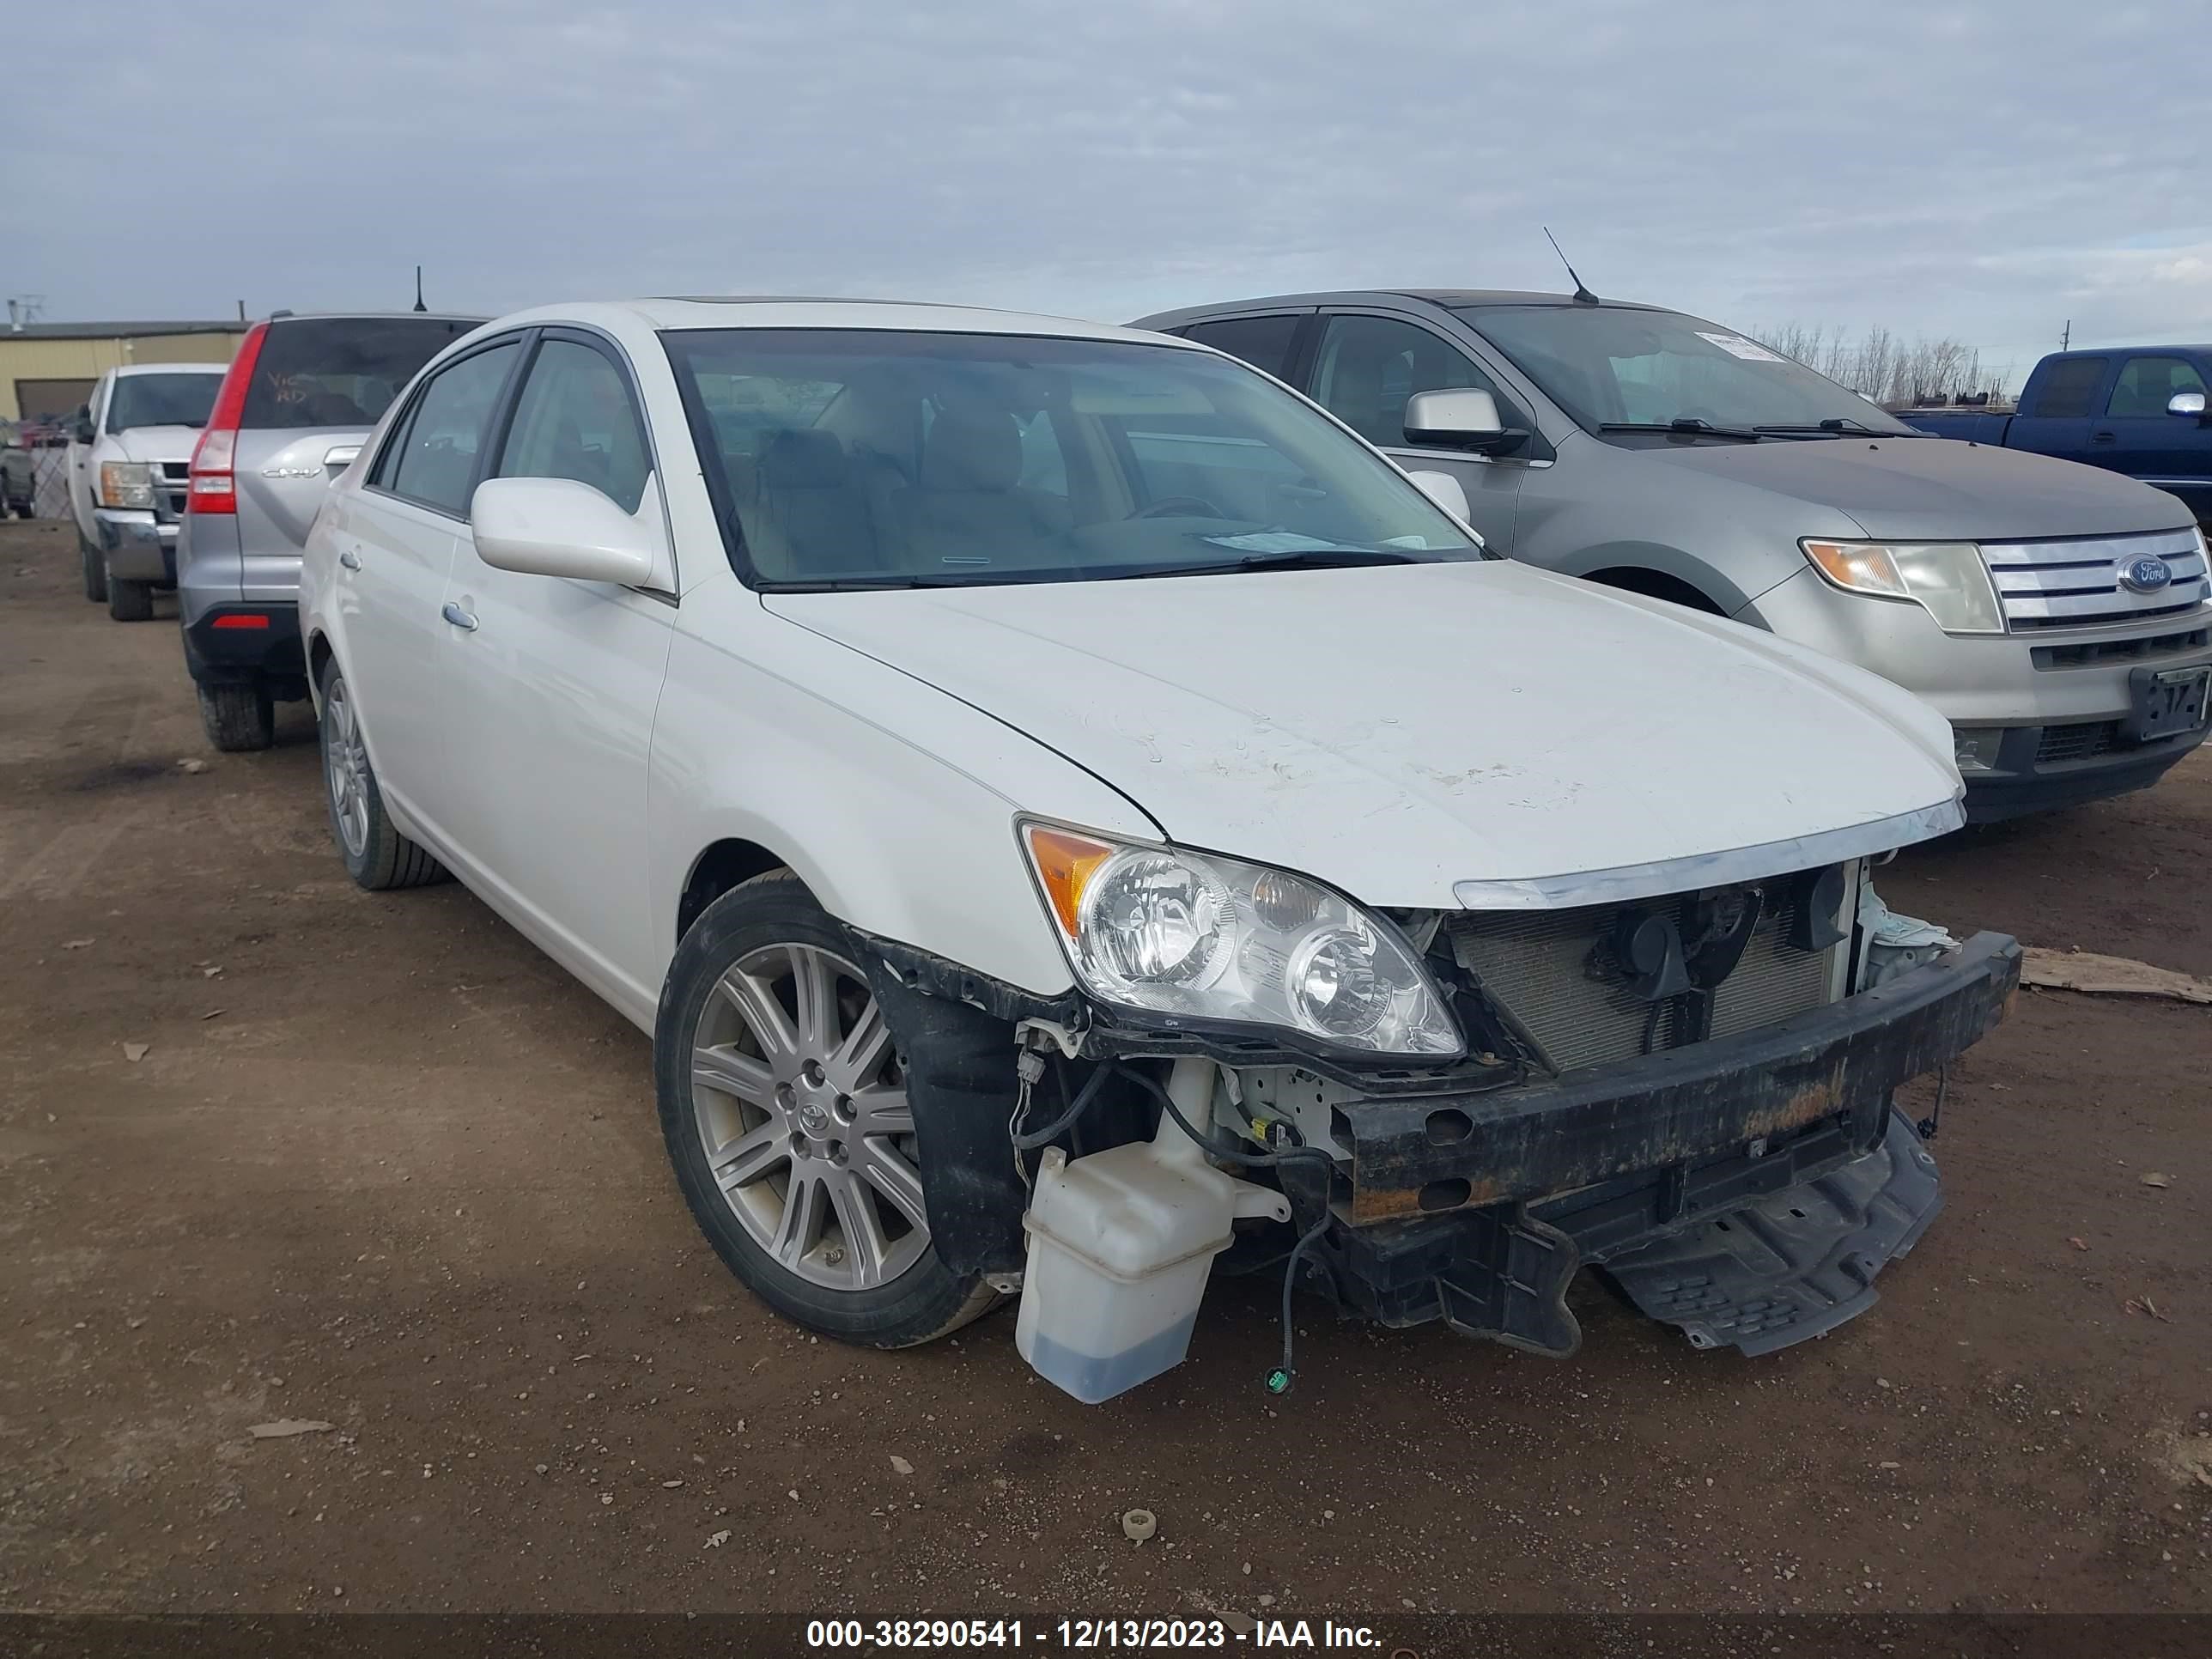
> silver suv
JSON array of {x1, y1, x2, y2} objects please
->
[
  {"x1": 1133, "y1": 291, "x2": 2212, "y2": 820},
  {"x1": 179, "y1": 311, "x2": 481, "y2": 750}
]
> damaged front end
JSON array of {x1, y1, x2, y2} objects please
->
[
  {"x1": 1313, "y1": 925, "x2": 2014, "y2": 1357},
  {"x1": 857, "y1": 854, "x2": 2019, "y2": 1401}
]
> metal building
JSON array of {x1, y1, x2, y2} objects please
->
[{"x1": 0, "y1": 320, "x2": 246, "y2": 423}]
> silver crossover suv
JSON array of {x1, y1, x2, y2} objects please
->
[
  {"x1": 179, "y1": 311, "x2": 481, "y2": 750},
  {"x1": 1134, "y1": 290, "x2": 2212, "y2": 820}
]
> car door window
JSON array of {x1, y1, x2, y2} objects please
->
[
  {"x1": 1182, "y1": 315, "x2": 1302, "y2": 380},
  {"x1": 368, "y1": 396, "x2": 418, "y2": 491},
  {"x1": 1108, "y1": 407, "x2": 1307, "y2": 528},
  {"x1": 2033, "y1": 357, "x2": 2108, "y2": 419},
  {"x1": 383, "y1": 341, "x2": 520, "y2": 518},
  {"x1": 1312, "y1": 315, "x2": 1504, "y2": 447},
  {"x1": 2105, "y1": 356, "x2": 2209, "y2": 419},
  {"x1": 495, "y1": 338, "x2": 653, "y2": 513}
]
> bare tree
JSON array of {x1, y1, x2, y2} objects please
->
[{"x1": 1753, "y1": 321, "x2": 2013, "y2": 405}]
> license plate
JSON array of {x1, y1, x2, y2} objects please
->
[{"x1": 2129, "y1": 665, "x2": 2212, "y2": 743}]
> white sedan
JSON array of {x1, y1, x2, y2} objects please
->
[{"x1": 300, "y1": 300, "x2": 2016, "y2": 1401}]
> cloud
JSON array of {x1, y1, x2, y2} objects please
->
[{"x1": 15, "y1": 0, "x2": 2208, "y2": 377}]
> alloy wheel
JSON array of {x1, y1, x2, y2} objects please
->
[
  {"x1": 689, "y1": 941, "x2": 930, "y2": 1292},
  {"x1": 323, "y1": 677, "x2": 371, "y2": 860}
]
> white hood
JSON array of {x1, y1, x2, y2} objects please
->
[
  {"x1": 767, "y1": 561, "x2": 1961, "y2": 908},
  {"x1": 108, "y1": 425, "x2": 203, "y2": 466}
]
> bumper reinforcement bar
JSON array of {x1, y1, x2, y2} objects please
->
[
  {"x1": 1317, "y1": 933, "x2": 2017, "y2": 1358},
  {"x1": 1335, "y1": 931, "x2": 2019, "y2": 1224}
]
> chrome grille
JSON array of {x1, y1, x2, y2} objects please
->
[
  {"x1": 1981, "y1": 527, "x2": 2208, "y2": 631},
  {"x1": 1449, "y1": 876, "x2": 1848, "y2": 1075}
]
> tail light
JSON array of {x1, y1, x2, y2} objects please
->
[{"x1": 188, "y1": 321, "x2": 268, "y2": 515}]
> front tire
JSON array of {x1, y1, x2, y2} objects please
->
[
  {"x1": 656, "y1": 873, "x2": 997, "y2": 1348},
  {"x1": 318, "y1": 659, "x2": 447, "y2": 890},
  {"x1": 79, "y1": 530, "x2": 107, "y2": 602},
  {"x1": 106, "y1": 573, "x2": 153, "y2": 622}
]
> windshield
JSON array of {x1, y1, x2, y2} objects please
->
[
  {"x1": 242, "y1": 317, "x2": 477, "y2": 430},
  {"x1": 1455, "y1": 306, "x2": 1916, "y2": 437},
  {"x1": 104, "y1": 373, "x2": 222, "y2": 434},
  {"x1": 663, "y1": 329, "x2": 1480, "y2": 589}
]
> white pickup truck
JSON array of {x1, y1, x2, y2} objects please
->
[{"x1": 67, "y1": 362, "x2": 229, "y2": 620}]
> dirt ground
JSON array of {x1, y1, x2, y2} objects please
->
[{"x1": 2, "y1": 514, "x2": 2208, "y2": 1621}]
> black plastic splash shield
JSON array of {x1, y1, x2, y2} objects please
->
[{"x1": 1602, "y1": 1107, "x2": 1943, "y2": 1354}]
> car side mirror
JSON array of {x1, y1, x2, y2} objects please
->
[
  {"x1": 471, "y1": 477, "x2": 659, "y2": 586},
  {"x1": 73, "y1": 417, "x2": 95, "y2": 444},
  {"x1": 1404, "y1": 469, "x2": 1471, "y2": 522},
  {"x1": 1403, "y1": 388, "x2": 1526, "y2": 455},
  {"x1": 2168, "y1": 390, "x2": 2209, "y2": 420}
]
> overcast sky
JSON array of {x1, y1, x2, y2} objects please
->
[{"x1": 21, "y1": 0, "x2": 2209, "y2": 385}]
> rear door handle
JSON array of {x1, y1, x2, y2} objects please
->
[
  {"x1": 337, "y1": 549, "x2": 362, "y2": 570},
  {"x1": 324, "y1": 444, "x2": 362, "y2": 471},
  {"x1": 2092, "y1": 431, "x2": 2116, "y2": 443},
  {"x1": 441, "y1": 601, "x2": 478, "y2": 631}
]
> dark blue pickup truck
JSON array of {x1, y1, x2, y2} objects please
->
[{"x1": 1904, "y1": 346, "x2": 2212, "y2": 527}]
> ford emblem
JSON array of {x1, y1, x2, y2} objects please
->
[{"x1": 2120, "y1": 555, "x2": 2173, "y2": 594}]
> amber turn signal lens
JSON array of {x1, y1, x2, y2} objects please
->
[
  {"x1": 1802, "y1": 538, "x2": 1907, "y2": 597},
  {"x1": 1024, "y1": 825, "x2": 1116, "y2": 936}
]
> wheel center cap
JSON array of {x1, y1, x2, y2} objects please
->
[{"x1": 797, "y1": 1101, "x2": 830, "y2": 1136}]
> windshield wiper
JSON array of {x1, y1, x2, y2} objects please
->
[
  {"x1": 767, "y1": 578, "x2": 918, "y2": 592},
  {"x1": 768, "y1": 569, "x2": 1075, "y2": 592},
  {"x1": 1753, "y1": 417, "x2": 1917, "y2": 437},
  {"x1": 770, "y1": 549, "x2": 1443, "y2": 591},
  {"x1": 1598, "y1": 418, "x2": 1765, "y2": 442},
  {"x1": 1108, "y1": 547, "x2": 1433, "y2": 581}
]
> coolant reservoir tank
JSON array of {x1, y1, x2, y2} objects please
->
[{"x1": 1015, "y1": 1111, "x2": 1291, "y2": 1404}]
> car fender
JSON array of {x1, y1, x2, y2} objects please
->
[
  {"x1": 1547, "y1": 535, "x2": 1759, "y2": 614},
  {"x1": 648, "y1": 574, "x2": 1160, "y2": 1005}
]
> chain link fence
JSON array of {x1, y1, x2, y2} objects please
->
[{"x1": 31, "y1": 448, "x2": 73, "y2": 520}]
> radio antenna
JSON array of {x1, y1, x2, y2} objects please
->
[
  {"x1": 413, "y1": 265, "x2": 427, "y2": 313},
  {"x1": 1542, "y1": 228, "x2": 1600, "y2": 306}
]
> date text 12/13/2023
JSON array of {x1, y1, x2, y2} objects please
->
[{"x1": 805, "y1": 1618, "x2": 1386, "y2": 1650}]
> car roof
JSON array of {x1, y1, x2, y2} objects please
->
[
  {"x1": 2043, "y1": 343, "x2": 2212, "y2": 360},
  {"x1": 475, "y1": 296, "x2": 1199, "y2": 348},
  {"x1": 1133, "y1": 289, "x2": 1672, "y2": 329},
  {"x1": 110, "y1": 362, "x2": 232, "y2": 377},
  {"x1": 263, "y1": 311, "x2": 486, "y2": 325}
]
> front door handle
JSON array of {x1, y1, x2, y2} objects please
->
[
  {"x1": 337, "y1": 549, "x2": 362, "y2": 570},
  {"x1": 2091, "y1": 431, "x2": 2116, "y2": 443},
  {"x1": 441, "y1": 601, "x2": 479, "y2": 632}
]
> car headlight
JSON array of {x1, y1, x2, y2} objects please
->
[
  {"x1": 1020, "y1": 823, "x2": 1464, "y2": 1058},
  {"x1": 97, "y1": 461, "x2": 157, "y2": 510},
  {"x1": 1801, "y1": 538, "x2": 2004, "y2": 635}
]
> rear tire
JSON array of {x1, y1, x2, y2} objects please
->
[
  {"x1": 106, "y1": 574, "x2": 153, "y2": 622},
  {"x1": 79, "y1": 530, "x2": 107, "y2": 602},
  {"x1": 656, "y1": 872, "x2": 999, "y2": 1348},
  {"x1": 198, "y1": 683, "x2": 275, "y2": 752},
  {"x1": 318, "y1": 659, "x2": 447, "y2": 890}
]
